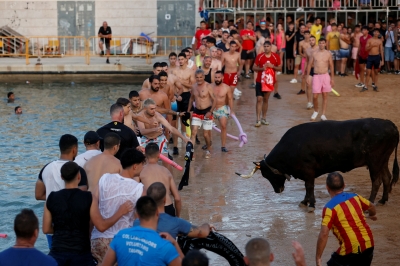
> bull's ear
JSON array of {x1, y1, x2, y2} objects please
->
[{"x1": 285, "y1": 174, "x2": 291, "y2": 181}]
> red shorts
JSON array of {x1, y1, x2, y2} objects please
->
[{"x1": 223, "y1": 73, "x2": 238, "y2": 87}]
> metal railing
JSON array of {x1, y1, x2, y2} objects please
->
[
  {"x1": 0, "y1": 36, "x2": 29, "y2": 65},
  {"x1": 151, "y1": 36, "x2": 193, "y2": 57},
  {"x1": 204, "y1": 0, "x2": 397, "y2": 10}
]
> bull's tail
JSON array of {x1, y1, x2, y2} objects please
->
[{"x1": 390, "y1": 141, "x2": 399, "y2": 192}]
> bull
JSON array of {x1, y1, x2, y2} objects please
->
[{"x1": 236, "y1": 118, "x2": 399, "y2": 212}]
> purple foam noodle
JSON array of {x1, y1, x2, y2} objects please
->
[{"x1": 231, "y1": 115, "x2": 248, "y2": 147}]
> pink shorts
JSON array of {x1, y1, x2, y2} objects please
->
[
  {"x1": 301, "y1": 57, "x2": 307, "y2": 74},
  {"x1": 312, "y1": 73, "x2": 332, "y2": 93}
]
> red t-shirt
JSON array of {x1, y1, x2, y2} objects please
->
[
  {"x1": 195, "y1": 29, "x2": 211, "y2": 49},
  {"x1": 255, "y1": 52, "x2": 281, "y2": 83},
  {"x1": 240, "y1": 29, "x2": 255, "y2": 51},
  {"x1": 359, "y1": 35, "x2": 372, "y2": 59}
]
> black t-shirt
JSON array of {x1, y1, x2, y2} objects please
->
[
  {"x1": 47, "y1": 189, "x2": 92, "y2": 254},
  {"x1": 217, "y1": 41, "x2": 229, "y2": 52},
  {"x1": 258, "y1": 27, "x2": 271, "y2": 39},
  {"x1": 96, "y1": 121, "x2": 139, "y2": 159},
  {"x1": 295, "y1": 32, "x2": 305, "y2": 53},
  {"x1": 98, "y1": 26, "x2": 112, "y2": 43},
  {"x1": 286, "y1": 30, "x2": 295, "y2": 47},
  {"x1": 38, "y1": 161, "x2": 88, "y2": 188}
]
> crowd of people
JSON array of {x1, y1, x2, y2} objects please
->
[{"x1": 2, "y1": 13, "x2": 384, "y2": 266}]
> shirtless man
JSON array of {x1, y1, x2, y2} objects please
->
[
  {"x1": 139, "y1": 75, "x2": 171, "y2": 113},
  {"x1": 116, "y1": 97, "x2": 136, "y2": 131},
  {"x1": 173, "y1": 53, "x2": 195, "y2": 136},
  {"x1": 84, "y1": 132, "x2": 122, "y2": 191},
  {"x1": 188, "y1": 69, "x2": 216, "y2": 159},
  {"x1": 128, "y1": 91, "x2": 143, "y2": 140},
  {"x1": 339, "y1": 27, "x2": 351, "y2": 77},
  {"x1": 221, "y1": 41, "x2": 241, "y2": 95},
  {"x1": 306, "y1": 38, "x2": 334, "y2": 121},
  {"x1": 363, "y1": 29, "x2": 384, "y2": 92},
  {"x1": 351, "y1": 25, "x2": 362, "y2": 75},
  {"x1": 298, "y1": 31, "x2": 311, "y2": 95},
  {"x1": 210, "y1": 47, "x2": 222, "y2": 72},
  {"x1": 168, "y1": 52, "x2": 179, "y2": 74},
  {"x1": 201, "y1": 56, "x2": 215, "y2": 84},
  {"x1": 212, "y1": 71, "x2": 234, "y2": 153},
  {"x1": 302, "y1": 35, "x2": 319, "y2": 109},
  {"x1": 136, "y1": 98, "x2": 190, "y2": 167},
  {"x1": 138, "y1": 143, "x2": 182, "y2": 217},
  {"x1": 142, "y1": 62, "x2": 162, "y2": 88},
  {"x1": 158, "y1": 71, "x2": 175, "y2": 102}
]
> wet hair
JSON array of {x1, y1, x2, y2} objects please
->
[
  {"x1": 149, "y1": 74, "x2": 160, "y2": 83},
  {"x1": 59, "y1": 134, "x2": 78, "y2": 154},
  {"x1": 104, "y1": 132, "x2": 121, "y2": 150},
  {"x1": 153, "y1": 62, "x2": 161, "y2": 69},
  {"x1": 195, "y1": 68, "x2": 205, "y2": 76},
  {"x1": 143, "y1": 98, "x2": 156, "y2": 107},
  {"x1": 178, "y1": 52, "x2": 186, "y2": 58},
  {"x1": 145, "y1": 143, "x2": 160, "y2": 158},
  {"x1": 158, "y1": 71, "x2": 168, "y2": 79},
  {"x1": 169, "y1": 52, "x2": 177, "y2": 58},
  {"x1": 60, "y1": 161, "x2": 80, "y2": 183},
  {"x1": 14, "y1": 106, "x2": 21, "y2": 113},
  {"x1": 120, "y1": 148, "x2": 146, "y2": 169},
  {"x1": 215, "y1": 70, "x2": 223, "y2": 75},
  {"x1": 318, "y1": 38, "x2": 326, "y2": 43},
  {"x1": 147, "y1": 182, "x2": 166, "y2": 207},
  {"x1": 116, "y1": 97, "x2": 130, "y2": 106},
  {"x1": 160, "y1": 62, "x2": 168, "y2": 68},
  {"x1": 129, "y1": 90, "x2": 139, "y2": 99},
  {"x1": 304, "y1": 30, "x2": 310, "y2": 34},
  {"x1": 7, "y1": 92, "x2": 14, "y2": 98},
  {"x1": 14, "y1": 209, "x2": 39, "y2": 239},
  {"x1": 245, "y1": 238, "x2": 271, "y2": 264},
  {"x1": 182, "y1": 250, "x2": 209, "y2": 266},
  {"x1": 230, "y1": 30, "x2": 238, "y2": 35},
  {"x1": 230, "y1": 40, "x2": 237, "y2": 45},
  {"x1": 326, "y1": 172, "x2": 345, "y2": 191},
  {"x1": 136, "y1": 196, "x2": 157, "y2": 220},
  {"x1": 110, "y1": 103, "x2": 123, "y2": 116}
]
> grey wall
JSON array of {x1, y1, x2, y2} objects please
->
[
  {"x1": 58, "y1": 1, "x2": 95, "y2": 38},
  {"x1": 157, "y1": 0, "x2": 195, "y2": 36}
]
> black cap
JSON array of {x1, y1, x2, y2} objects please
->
[{"x1": 84, "y1": 131, "x2": 102, "y2": 145}]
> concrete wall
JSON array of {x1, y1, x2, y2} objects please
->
[{"x1": 0, "y1": 0, "x2": 161, "y2": 37}]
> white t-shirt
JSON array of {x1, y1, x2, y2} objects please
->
[
  {"x1": 221, "y1": 27, "x2": 230, "y2": 33},
  {"x1": 385, "y1": 31, "x2": 394, "y2": 48},
  {"x1": 74, "y1": 150, "x2": 102, "y2": 168},
  {"x1": 91, "y1": 173, "x2": 144, "y2": 240},
  {"x1": 191, "y1": 36, "x2": 196, "y2": 45},
  {"x1": 188, "y1": 59, "x2": 195, "y2": 68}
]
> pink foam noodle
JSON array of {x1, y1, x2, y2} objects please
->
[
  {"x1": 231, "y1": 115, "x2": 248, "y2": 147},
  {"x1": 159, "y1": 154, "x2": 183, "y2": 171},
  {"x1": 212, "y1": 125, "x2": 240, "y2": 140},
  {"x1": 0, "y1": 234, "x2": 7, "y2": 238}
]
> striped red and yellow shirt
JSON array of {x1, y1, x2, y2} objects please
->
[{"x1": 321, "y1": 192, "x2": 374, "y2": 255}]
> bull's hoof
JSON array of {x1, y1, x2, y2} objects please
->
[
  {"x1": 299, "y1": 202, "x2": 307, "y2": 208},
  {"x1": 307, "y1": 206, "x2": 315, "y2": 213},
  {"x1": 377, "y1": 199, "x2": 386, "y2": 206}
]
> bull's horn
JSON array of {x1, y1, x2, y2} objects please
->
[
  {"x1": 235, "y1": 167, "x2": 259, "y2": 179},
  {"x1": 264, "y1": 154, "x2": 267, "y2": 160},
  {"x1": 285, "y1": 174, "x2": 291, "y2": 181}
]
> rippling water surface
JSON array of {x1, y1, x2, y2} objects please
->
[{"x1": 0, "y1": 82, "x2": 140, "y2": 252}]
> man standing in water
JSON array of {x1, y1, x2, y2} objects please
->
[
  {"x1": 212, "y1": 71, "x2": 234, "y2": 153},
  {"x1": 138, "y1": 143, "x2": 182, "y2": 217},
  {"x1": 136, "y1": 98, "x2": 191, "y2": 165},
  {"x1": 363, "y1": 29, "x2": 384, "y2": 92},
  {"x1": 221, "y1": 41, "x2": 241, "y2": 96},
  {"x1": 188, "y1": 69, "x2": 216, "y2": 159},
  {"x1": 306, "y1": 38, "x2": 334, "y2": 121},
  {"x1": 74, "y1": 131, "x2": 102, "y2": 168},
  {"x1": 96, "y1": 103, "x2": 139, "y2": 159},
  {"x1": 84, "y1": 133, "x2": 122, "y2": 191}
]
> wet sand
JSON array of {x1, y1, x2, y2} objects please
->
[{"x1": 172, "y1": 74, "x2": 400, "y2": 265}]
